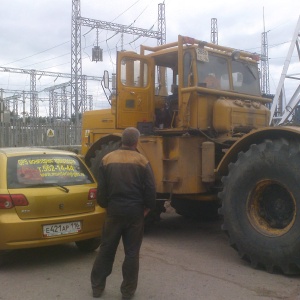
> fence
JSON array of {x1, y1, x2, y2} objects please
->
[{"x1": 0, "y1": 121, "x2": 81, "y2": 152}]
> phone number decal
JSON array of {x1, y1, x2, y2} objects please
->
[{"x1": 18, "y1": 158, "x2": 77, "y2": 166}]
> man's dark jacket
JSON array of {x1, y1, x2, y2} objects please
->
[{"x1": 97, "y1": 147, "x2": 156, "y2": 217}]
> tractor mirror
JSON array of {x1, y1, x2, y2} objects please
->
[{"x1": 103, "y1": 70, "x2": 109, "y2": 89}]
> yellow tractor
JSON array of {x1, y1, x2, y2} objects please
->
[{"x1": 82, "y1": 35, "x2": 300, "y2": 274}]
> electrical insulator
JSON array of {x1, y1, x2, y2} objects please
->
[{"x1": 92, "y1": 46, "x2": 103, "y2": 62}]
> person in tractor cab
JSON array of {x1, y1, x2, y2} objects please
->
[{"x1": 155, "y1": 84, "x2": 178, "y2": 129}]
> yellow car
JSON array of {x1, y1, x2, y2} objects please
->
[{"x1": 0, "y1": 147, "x2": 105, "y2": 264}]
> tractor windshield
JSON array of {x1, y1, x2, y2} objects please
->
[
  {"x1": 231, "y1": 60, "x2": 261, "y2": 96},
  {"x1": 195, "y1": 51, "x2": 261, "y2": 96}
]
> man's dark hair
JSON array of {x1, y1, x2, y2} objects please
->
[{"x1": 122, "y1": 127, "x2": 140, "y2": 147}]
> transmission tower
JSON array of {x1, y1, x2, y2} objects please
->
[
  {"x1": 71, "y1": 0, "x2": 82, "y2": 133},
  {"x1": 71, "y1": 0, "x2": 162, "y2": 143},
  {"x1": 158, "y1": 2, "x2": 166, "y2": 46},
  {"x1": 61, "y1": 86, "x2": 69, "y2": 121},
  {"x1": 44, "y1": 81, "x2": 71, "y2": 122},
  {"x1": 260, "y1": 10, "x2": 270, "y2": 99},
  {"x1": 0, "y1": 66, "x2": 101, "y2": 124},
  {"x1": 270, "y1": 16, "x2": 300, "y2": 125},
  {"x1": 157, "y1": 2, "x2": 167, "y2": 95},
  {"x1": 30, "y1": 70, "x2": 39, "y2": 123},
  {"x1": 260, "y1": 30, "x2": 270, "y2": 95},
  {"x1": 211, "y1": 18, "x2": 218, "y2": 45}
]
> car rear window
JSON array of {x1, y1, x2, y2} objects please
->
[{"x1": 7, "y1": 154, "x2": 94, "y2": 188}]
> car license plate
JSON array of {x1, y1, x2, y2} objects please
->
[{"x1": 43, "y1": 221, "x2": 81, "y2": 237}]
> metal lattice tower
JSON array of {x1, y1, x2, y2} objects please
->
[
  {"x1": 44, "y1": 81, "x2": 71, "y2": 122},
  {"x1": 270, "y1": 16, "x2": 300, "y2": 125},
  {"x1": 260, "y1": 11, "x2": 270, "y2": 96},
  {"x1": 261, "y1": 31, "x2": 270, "y2": 95},
  {"x1": 158, "y1": 2, "x2": 166, "y2": 46},
  {"x1": 88, "y1": 95, "x2": 93, "y2": 111},
  {"x1": 1, "y1": 89, "x2": 30, "y2": 123},
  {"x1": 61, "y1": 86, "x2": 69, "y2": 120},
  {"x1": 71, "y1": 0, "x2": 82, "y2": 136},
  {"x1": 12, "y1": 96, "x2": 19, "y2": 122},
  {"x1": 29, "y1": 70, "x2": 39, "y2": 145},
  {"x1": 2, "y1": 95, "x2": 20, "y2": 119},
  {"x1": 211, "y1": 18, "x2": 218, "y2": 45},
  {"x1": 30, "y1": 70, "x2": 39, "y2": 122},
  {"x1": 71, "y1": 0, "x2": 163, "y2": 127},
  {"x1": 0, "y1": 67, "x2": 101, "y2": 125},
  {"x1": 157, "y1": 3, "x2": 167, "y2": 95},
  {"x1": 82, "y1": 75, "x2": 87, "y2": 113},
  {"x1": 53, "y1": 92, "x2": 58, "y2": 120},
  {"x1": 49, "y1": 90, "x2": 54, "y2": 120}
]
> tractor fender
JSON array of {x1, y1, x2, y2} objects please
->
[
  {"x1": 84, "y1": 133, "x2": 122, "y2": 167},
  {"x1": 217, "y1": 126, "x2": 300, "y2": 177},
  {"x1": 84, "y1": 132, "x2": 149, "y2": 167}
]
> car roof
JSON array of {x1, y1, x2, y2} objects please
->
[{"x1": 0, "y1": 147, "x2": 76, "y2": 157}]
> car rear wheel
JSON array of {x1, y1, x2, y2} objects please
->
[{"x1": 75, "y1": 237, "x2": 101, "y2": 252}]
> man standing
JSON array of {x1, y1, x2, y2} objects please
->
[{"x1": 91, "y1": 127, "x2": 156, "y2": 299}]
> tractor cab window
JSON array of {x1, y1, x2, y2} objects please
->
[
  {"x1": 183, "y1": 52, "x2": 192, "y2": 87},
  {"x1": 231, "y1": 61, "x2": 260, "y2": 96},
  {"x1": 120, "y1": 58, "x2": 148, "y2": 87},
  {"x1": 197, "y1": 53, "x2": 229, "y2": 90}
]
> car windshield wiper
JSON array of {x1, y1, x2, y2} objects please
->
[{"x1": 24, "y1": 183, "x2": 69, "y2": 193}]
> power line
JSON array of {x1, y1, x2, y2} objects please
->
[
  {"x1": 3, "y1": 0, "x2": 152, "y2": 70},
  {"x1": 20, "y1": 53, "x2": 70, "y2": 69},
  {"x1": 2, "y1": 41, "x2": 70, "y2": 67}
]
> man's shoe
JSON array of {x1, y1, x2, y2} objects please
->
[{"x1": 93, "y1": 289, "x2": 104, "y2": 298}]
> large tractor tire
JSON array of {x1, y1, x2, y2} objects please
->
[
  {"x1": 89, "y1": 140, "x2": 121, "y2": 179},
  {"x1": 218, "y1": 138, "x2": 300, "y2": 274}
]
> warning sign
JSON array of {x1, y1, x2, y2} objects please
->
[
  {"x1": 85, "y1": 129, "x2": 90, "y2": 137},
  {"x1": 47, "y1": 129, "x2": 55, "y2": 137}
]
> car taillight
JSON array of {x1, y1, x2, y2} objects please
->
[
  {"x1": 0, "y1": 195, "x2": 13, "y2": 209},
  {"x1": 0, "y1": 194, "x2": 28, "y2": 209},
  {"x1": 88, "y1": 188, "x2": 97, "y2": 200},
  {"x1": 11, "y1": 194, "x2": 29, "y2": 206}
]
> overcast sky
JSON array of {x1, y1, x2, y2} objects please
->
[{"x1": 0, "y1": 0, "x2": 299, "y2": 115}]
